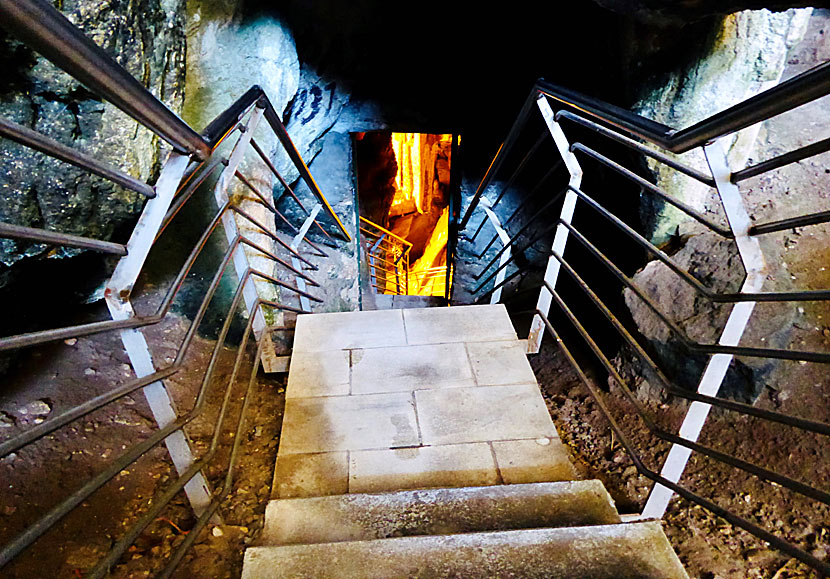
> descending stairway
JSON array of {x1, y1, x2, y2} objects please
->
[{"x1": 243, "y1": 304, "x2": 688, "y2": 578}]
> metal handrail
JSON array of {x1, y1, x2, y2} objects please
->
[
  {"x1": 464, "y1": 67, "x2": 830, "y2": 576},
  {"x1": 0, "y1": 3, "x2": 355, "y2": 573},
  {"x1": 461, "y1": 61, "x2": 830, "y2": 229}
]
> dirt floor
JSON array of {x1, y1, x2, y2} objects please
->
[{"x1": 0, "y1": 291, "x2": 288, "y2": 578}]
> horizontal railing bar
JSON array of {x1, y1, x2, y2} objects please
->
[
  {"x1": 359, "y1": 216, "x2": 413, "y2": 248},
  {"x1": 0, "y1": 0, "x2": 211, "y2": 158},
  {"x1": 235, "y1": 170, "x2": 328, "y2": 258},
  {"x1": 0, "y1": 116, "x2": 156, "y2": 197},
  {"x1": 230, "y1": 205, "x2": 317, "y2": 269},
  {"x1": 251, "y1": 269, "x2": 322, "y2": 302},
  {"x1": 503, "y1": 162, "x2": 563, "y2": 228},
  {"x1": 555, "y1": 111, "x2": 716, "y2": 186},
  {"x1": 201, "y1": 87, "x2": 262, "y2": 147},
  {"x1": 733, "y1": 134, "x2": 830, "y2": 183},
  {"x1": 0, "y1": 221, "x2": 127, "y2": 255},
  {"x1": 475, "y1": 187, "x2": 568, "y2": 277},
  {"x1": 477, "y1": 169, "x2": 563, "y2": 262},
  {"x1": 571, "y1": 143, "x2": 733, "y2": 238},
  {"x1": 537, "y1": 61, "x2": 830, "y2": 155},
  {"x1": 749, "y1": 208, "x2": 830, "y2": 236},
  {"x1": 249, "y1": 137, "x2": 334, "y2": 243},
  {"x1": 534, "y1": 309, "x2": 830, "y2": 575},
  {"x1": 460, "y1": 91, "x2": 538, "y2": 228},
  {"x1": 559, "y1": 221, "x2": 830, "y2": 364},
  {"x1": 470, "y1": 130, "x2": 549, "y2": 243},
  {"x1": 158, "y1": 154, "x2": 227, "y2": 238},
  {"x1": 476, "y1": 266, "x2": 525, "y2": 301},
  {"x1": 490, "y1": 131, "x2": 549, "y2": 211},
  {"x1": 240, "y1": 237, "x2": 318, "y2": 286},
  {"x1": 0, "y1": 204, "x2": 317, "y2": 352},
  {"x1": 545, "y1": 282, "x2": 830, "y2": 506},
  {"x1": 260, "y1": 97, "x2": 352, "y2": 241},
  {"x1": 571, "y1": 185, "x2": 830, "y2": 303},
  {"x1": 473, "y1": 220, "x2": 559, "y2": 294},
  {"x1": 544, "y1": 244, "x2": 830, "y2": 435}
]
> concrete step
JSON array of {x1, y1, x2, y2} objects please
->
[
  {"x1": 242, "y1": 521, "x2": 689, "y2": 579},
  {"x1": 365, "y1": 294, "x2": 446, "y2": 310},
  {"x1": 258, "y1": 480, "x2": 621, "y2": 546}
]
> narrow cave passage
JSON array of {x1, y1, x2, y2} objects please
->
[{"x1": 354, "y1": 131, "x2": 455, "y2": 299}]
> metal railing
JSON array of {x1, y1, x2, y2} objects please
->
[
  {"x1": 462, "y1": 67, "x2": 830, "y2": 575},
  {"x1": 0, "y1": 0, "x2": 349, "y2": 575},
  {"x1": 359, "y1": 216, "x2": 412, "y2": 295}
]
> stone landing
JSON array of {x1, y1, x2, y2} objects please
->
[{"x1": 272, "y1": 304, "x2": 575, "y2": 499}]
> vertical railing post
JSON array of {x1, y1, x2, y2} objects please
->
[
  {"x1": 641, "y1": 138, "x2": 767, "y2": 519},
  {"x1": 527, "y1": 93, "x2": 583, "y2": 354},
  {"x1": 105, "y1": 151, "x2": 214, "y2": 516},
  {"x1": 480, "y1": 200, "x2": 512, "y2": 304},
  {"x1": 212, "y1": 103, "x2": 281, "y2": 371}
]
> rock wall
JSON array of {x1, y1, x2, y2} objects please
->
[
  {"x1": 592, "y1": 0, "x2": 823, "y2": 24},
  {"x1": 0, "y1": 0, "x2": 186, "y2": 288},
  {"x1": 634, "y1": 8, "x2": 811, "y2": 244}
]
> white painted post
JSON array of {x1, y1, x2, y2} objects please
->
[
  {"x1": 105, "y1": 151, "x2": 214, "y2": 515},
  {"x1": 290, "y1": 203, "x2": 322, "y2": 313},
  {"x1": 641, "y1": 139, "x2": 767, "y2": 520},
  {"x1": 527, "y1": 94, "x2": 583, "y2": 354},
  {"x1": 480, "y1": 200, "x2": 511, "y2": 304},
  {"x1": 212, "y1": 105, "x2": 282, "y2": 372}
]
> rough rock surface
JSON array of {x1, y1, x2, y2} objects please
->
[
  {"x1": 0, "y1": 0, "x2": 186, "y2": 287},
  {"x1": 633, "y1": 8, "x2": 812, "y2": 244},
  {"x1": 622, "y1": 231, "x2": 796, "y2": 402},
  {"x1": 593, "y1": 0, "x2": 825, "y2": 24}
]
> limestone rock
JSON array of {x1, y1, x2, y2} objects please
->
[
  {"x1": 0, "y1": 0, "x2": 186, "y2": 285},
  {"x1": 592, "y1": 0, "x2": 821, "y2": 24},
  {"x1": 622, "y1": 231, "x2": 796, "y2": 402},
  {"x1": 633, "y1": 8, "x2": 812, "y2": 244}
]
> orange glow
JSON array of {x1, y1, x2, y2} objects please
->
[
  {"x1": 391, "y1": 133, "x2": 423, "y2": 214},
  {"x1": 408, "y1": 207, "x2": 450, "y2": 296}
]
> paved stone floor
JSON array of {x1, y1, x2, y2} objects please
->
[{"x1": 272, "y1": 304, "x2": 576, "y2": 498}]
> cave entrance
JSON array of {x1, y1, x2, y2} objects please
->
[{"x1": 354, "y1": 131, "x2": 455, "y2": 303}]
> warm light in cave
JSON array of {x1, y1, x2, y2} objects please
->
[
  {"x1": 391, "y1": 133, "x2": 423, "y2": 214},
  {"x1": 408, "y1": 207, "x2": 450, "y2": 296}
]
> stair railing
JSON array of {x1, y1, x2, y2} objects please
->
[
  {"x1": 0, "y1": 0, "x2": 350, "y2": 575},
  {"x1": 359, "y1": 216, "x2": 412, "y2": 295},
  {"x1": 463, "y1": 66, "x2": 830, "y2": 575}
]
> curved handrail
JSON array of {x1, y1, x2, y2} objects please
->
[{"x1": 535, "y1": 60, "x2": 830, "y2": 154}]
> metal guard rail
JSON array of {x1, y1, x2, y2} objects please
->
[
  {"x1": 463, "y1": 63, "x2": 830, "y2": 575},
  {"x1": 0, "y1": 0, "x2": 353, "y2": 574},
  {"x1": 359, "y1": 216, "x2": 412, "y2": 295}
]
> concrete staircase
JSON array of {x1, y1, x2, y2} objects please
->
[{"x1": 243, "y1": 304, "x2": 688, "y2": 578}]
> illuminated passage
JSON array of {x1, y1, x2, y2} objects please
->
[{"x1": 355, "y1": 132, "x2": 454, "y2": 297}]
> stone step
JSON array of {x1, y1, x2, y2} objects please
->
[
  {"x1": 242, "y1": 521, "x2": 689, "y2": 579},
  {"x1": 258, "y1": 480, "x2": 620, "y2": 547},
  {"x1": 365, "y1": 294, "x2": 447, "y2": 310}
]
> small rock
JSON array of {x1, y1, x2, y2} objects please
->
[
  {"x1": 64, "y1": 338, "x2": 78, "y2": 346},
  {"x1": 19, "y1": 399, "x2": 52, "y2": 417},
  {"x1": 0, "y1": 411, "x2": 15, "y2": 428},
  {"x1": 2, "y1": 505, "x2": 17, "y2": 516},
  {"x1": 212, "y1": 526, "x2": 224, "y2": 537},
  {"x1": 84, "y1": 368, "x2": 96, "y2": 376}
]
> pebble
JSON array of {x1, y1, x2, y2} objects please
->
[
  {"x1": 18, "y1": 399, "x2": 52, "y2": 417},
  {"x1": 84, "y1": 368, "x2": 96, "y2": 376},
  {"x1": 64, "y1": 338, "x2": 78, "y2": 346},
  {"x1": 212, "y1": 526, "x2": 224, "y2": 537},
  {"x1": 0, "y1": 411, "x2": 15, "y2": 428}
]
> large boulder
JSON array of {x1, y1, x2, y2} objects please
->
[{"x1": 623, "y1": 231, "x2": 796, "y2": 402}]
